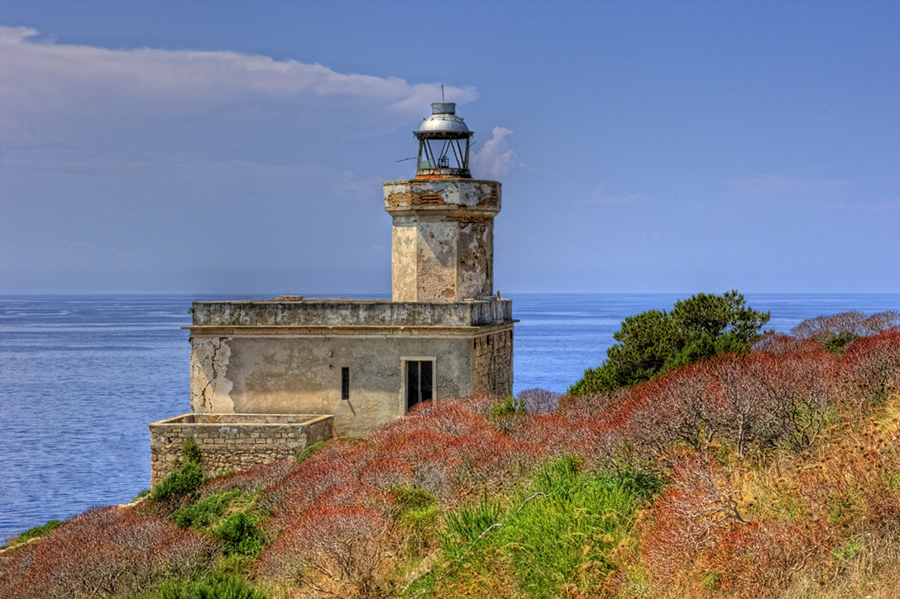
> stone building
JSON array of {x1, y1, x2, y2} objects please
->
[{"x1": 150, "y1": 102, "x2": 514, "y2": 482}]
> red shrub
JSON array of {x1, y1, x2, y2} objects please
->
[
  {"x1": 511, "y1": 412, "x2": 576, "y2": 457},
  {"x1": 793, "y1": 310, "x2": 900, "y2": 342},
  {"x1": 358, "y1": 457, "x2": 416, "y2": 490},
  {"x1": 258, "y1": 505, "x2": 395, "y2": 597},
  {"x1": 198, "y1": 457, "x2": 294, "y2": 497},
  {"x1": 371, "y1": 400, "x2": 489, "y2": 448},
  {"x1": 863, "y1": 310, "x2": 900, "y2": 334},
  {"x1": 702, "y1": 519, "x2": 828, "y2": 599},
  {"x1": 258, "y1": 438, "x2": 377, "y2": 516},
  {"x1": 446, "y1": 431, "x2": 541, "y2": 495},
  {"x1": 625, "y1": 362, "x2": 716, "y2": 453},
  {"x1": 792, "y1": 311, "x2": 869, "y2": 341},
  {"x1": 796, "y1": 425, "x2": 900, "y2": 539},
  {"x1": 642, "y1": 455, "x2": 746, "y2": 585},
  {"x1": 0, "y1": 506, "x2": 216, "y2": 599},
  {"x1": 447, "y1": 393, "x2": 506, "y2": 415},
  {"x1": 556, "y1": 392, "x2": 613, "y2": 420},
  {"x1": 706, "y1": 354, "x2": 783, "y2": 456},
  {"x1": 264, "y1": 459, "x2": 356, "y2": 533},
  {"x1": 754, "y1": 332, "x2": 825, "y2": 355},
  {"x1": 753, "y1": 350, "x2": 838, "y2": 449},
  {"x1": 839, "y1": 330, "x2": 900, "y2": 408},
  {"x1": 374, "y1": 428, "x2": 456, "y2": 464}
]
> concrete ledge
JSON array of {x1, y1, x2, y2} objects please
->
[
  {"x1": 190, "y1": 298, "x2": 513, "y2": 328},
  {"x1": 185, "y1": 321, "x2": 517, "y2": 338},
  {"x1": 148, "y1": 413, "x2": 333, "y2": 486}
]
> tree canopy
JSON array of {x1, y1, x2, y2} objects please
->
[{"x1": 568, "y1": 291, "x2": 770, "y2": 396}]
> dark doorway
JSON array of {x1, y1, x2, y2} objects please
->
[{"x1": 406, "y1": 360, "x2": 433, "y2": 410}]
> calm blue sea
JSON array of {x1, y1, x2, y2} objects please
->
[{"x1": 1, "y1": 293, "x2": 897, "y2": 539}]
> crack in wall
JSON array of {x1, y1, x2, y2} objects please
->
[{"x1": 190, "y1": 337, "x2": 234, "y2": 413}]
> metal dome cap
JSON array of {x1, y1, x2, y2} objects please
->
[{"x1": 414, "y1": 102, "x2": 473, "y2": 139}]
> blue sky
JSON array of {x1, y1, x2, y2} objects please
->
[{"x1": 1, "y1": 1, "x2": 898, "y2": 295}]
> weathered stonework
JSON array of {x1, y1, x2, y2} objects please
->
[
  {"x1": 473, "y1": 329, "x2": 514, "y2": 397},
  {"x1": 383, "y1": 179, "x2": 500, "y2": 211},
  {"x1": 190, "y1": 298, "x2": 512, "y2": 327},
  {"x1": 385, "y1": 179, "x2": 501, "y2": 302},
  {"x1": 148, "y1": 413, "x2": 333, "y2": 486}
]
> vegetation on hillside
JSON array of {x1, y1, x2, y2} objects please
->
[
  {"x1": 1, "y1": 308, "x2": 898, "y2": 599},
  {"x1": 569, "y1": 291, "x2": 770, "y2": 396}
]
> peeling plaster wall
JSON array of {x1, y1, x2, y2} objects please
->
[
  {"x1": 190, "y1": 337, "x2": 234, "y2": 413},
  {"x1": 187, "y1": 331, "x2": 489, "y2": 438},
  {"x1": 391, "y1": 223, "x2": 418, "y2": 302},
  {"x1": 415, "y1": 218, "x2": 459, "y2": 301}
]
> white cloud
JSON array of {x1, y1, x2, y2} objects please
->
[
  {"x1": 589, "y1": 185, "x2": 656, "y2": 205},
  {"x1": 0, "y1": 25, "x2": 478, "y2": 142},
  {"x1": 471, "y1": 127, "x2": 519, "y2": 179}
]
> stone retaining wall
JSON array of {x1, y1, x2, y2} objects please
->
[{"x1": 148, "y1": 413, "x2": 333, "y2": 486}]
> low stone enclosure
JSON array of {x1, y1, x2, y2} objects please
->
[{"x1": 149, "y1": 413, "x2": 334, "y2": 486}]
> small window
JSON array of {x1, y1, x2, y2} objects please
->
[{"x1": 341, "y1": 367, "x2": 350, "y2": 400}]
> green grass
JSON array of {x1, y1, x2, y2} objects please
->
[
  {"x1": 296, "y1": 439, "x2": 326, "y2": 463},
  {"x1": 406, "y1": 456, "x2": 661, "y2": 598},
  {"x1": 128, "y1": 572, "x2": 270, "y2": 599},
  {"x1": 2, "y1": 519, "x2": 63, "y2": 548},
  {"x1": 392, "y1": 486, "x2": 441, "y2": 534}
]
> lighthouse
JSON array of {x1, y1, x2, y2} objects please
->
[
  {"x1": 151, "y1": 101, "x2": 515, "y2": 485},
  {"x1": 385, "y1": 102, "x2": 501, "y2": 302}
]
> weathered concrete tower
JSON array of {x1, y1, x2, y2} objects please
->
[{"x1": 384, "y1": 102, "x2": 501, "y2": 302}]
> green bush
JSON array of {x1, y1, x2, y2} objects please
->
[
  {"x1": 151, "y1": 462, "x2": 204, "y2": 502},
  {"x1": 214, "y1": 511, "x2": 266, "y2": 558},
  {"x1": 824, "y1": 331, "x2": 860, "y2": 353},
  {"x1": 182, "y1": 437, "x2": 202, "y2": 464},
  {"x1": 391, "y1": 486, "x2": 440, "y2": 528},
  {"x1": 131, "y1": 572, "x2": 270, "y2": 599},
  {"x1": 172, "y1": 489, "x2": 243, "y2": 530},
  {"x1": 499, "y1": 460, "x2": 658, "y2": 597},
  {"x1": 487, "y1": 396, "x2": 526, "y2": 418},
  {"x1": 391, "y1": 485, "x2": 439, "y2": 511},
  {"x1": 570, "y1": 290, "x2": 769, "y2": 395}
]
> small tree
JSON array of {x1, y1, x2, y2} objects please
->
[
  {"x1": 570, "y1": 291, "x2": 769, "y2": 395},
  {"x1": 792, "y1": 310, "x2": 900, "y2": 353}
]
